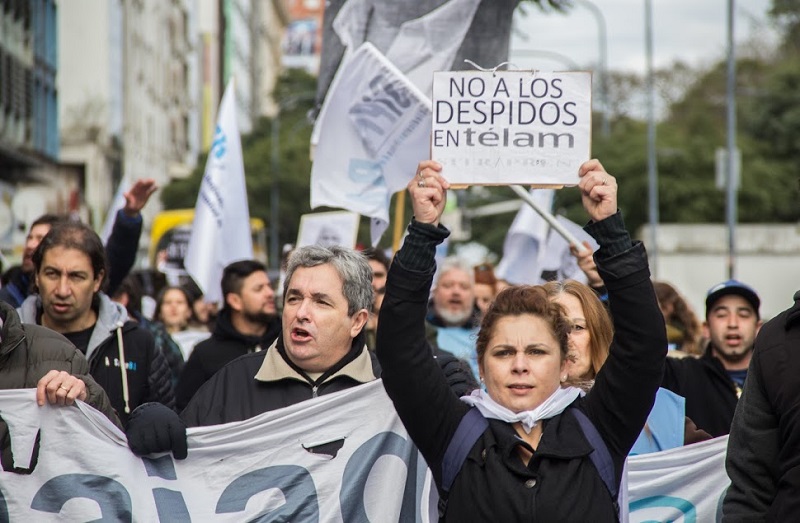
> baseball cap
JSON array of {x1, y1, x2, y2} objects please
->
[{"x1": 705, "y1": 279, "x2": 760, "y2": 318}]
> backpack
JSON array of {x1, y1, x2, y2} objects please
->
[{"x1": 438, "y1": 407, "x2": 619, "y2": 518}]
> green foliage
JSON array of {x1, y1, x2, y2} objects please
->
[{"x1": 164, "y1": 8, "x2": 800, "y2": 261}]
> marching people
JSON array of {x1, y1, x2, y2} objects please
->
[
  {"x1": 375, "y1": 159, "x2": 666, "y2": 520},
  {"x1": 174, "y1": 260, "x2": 280, "y2": 410},
  {"x1": 16, "y1": 220, "x2": 174, "y2": 426},
  {"x1": 542, "y1": 279, "x2": 711, "y2": 455},
  {"x1": 125, "y1": 244, "x2": 477, "y2": 459},
  {"x1": 0, "y1": 179, "x2": 157, "y2": 309}
]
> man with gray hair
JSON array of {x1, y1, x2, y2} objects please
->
[
  {"x1": 126, "y1": 244, "x2": 476, "y2": 458},
  {"x1": 427, "y1": 256, "x2": 481, "y2": 379}
]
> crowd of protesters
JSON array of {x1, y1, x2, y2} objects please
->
[{"x1": 0, "y1": 163, "x2": 795, "y2": 520}]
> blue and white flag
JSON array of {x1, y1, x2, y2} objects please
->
[
  {"x1": 184, "y1": 79, "x2": 252, "y2": 303},
  {"x1": 310, "y1": 43, "x2": 432, "y2": 245}
]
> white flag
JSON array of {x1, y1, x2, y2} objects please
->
[
  {"x1": 535, "y1": 215, "x2": 599, "y2": 285},
  {"x1": 184, "y1": 80, "x2": 252, "y2": 303},
  {"x1": 331, "y1": 0, "x2": 482, "y2": 96},
  {"x1": 495, "y1": 189, "x2": 554, "y2": 285},
  {"x1": 310, "y1": 43, "x2": 431, "y2": 245}
]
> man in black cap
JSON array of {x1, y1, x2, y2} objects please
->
[{"x1": 661, "y1": 279, "x2": 763, "y2": 437}]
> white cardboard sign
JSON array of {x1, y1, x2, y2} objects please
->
[{"x1": 431, "y1": 71, "x2": 592, "y2": 186}]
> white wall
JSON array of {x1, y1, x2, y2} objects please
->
[{"x1": 641, "y1": 224, "x2": 800, "y2": 321}]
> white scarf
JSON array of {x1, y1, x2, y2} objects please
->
[{"x1": 460, "y1": 386, "x2": 585, "y2": 434}]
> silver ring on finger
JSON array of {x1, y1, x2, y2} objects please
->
[
  {"x1": 59, "y1": 385, "x2": 70, "y2": 392},
  {"x1": 417, "y1": 179, "x2": 426, "y2": 188}
]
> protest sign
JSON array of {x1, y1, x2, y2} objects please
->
[
  {"x1": 296, "y1": 211, "x2": 360, "y2": 249},
  {"x1": 431, "y1": 71, "x2": 592, "y2": 186}
]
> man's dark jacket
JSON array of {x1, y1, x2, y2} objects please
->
[
  {"x1": 0, "y1": 301, "x2": 121, "y2": 472},
  {"x1": 17, "y1": 293, "x2": 174, "y2": 426},
  {"x1": 175, "y1": 307, "x2": 281, "y2": 410},
  {"x1": 723, "y1": 291, "x2": 800, "y2": 521},
  {"x1": 661, "y1": 345, "x2": 739, "y2": 437}
]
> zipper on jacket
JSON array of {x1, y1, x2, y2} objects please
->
[{"x1": 312, "y1": 385, "x2": 318, "y2": 398}]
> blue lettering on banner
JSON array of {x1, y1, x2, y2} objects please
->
[
  {"x1": 340, "y1": 431, "x2": 420, "y2": 522},
  {"x1": 0, "y1": 487, "x2": 8, "y2": 522},
  {"x1": 12, "y1": 432, "x2": 428, "y2": 519},
  {"x1": 216, "y1": 465, "x2": 319, "y2": 521},
  {"x1": 153, "y1": 488, "x2": 191, "y2": 522},
  {"x1": 629, "y1": 495, "x2": 697, "y2": 523},
  {"x1": 211, "y1": 125, "x2": 227, "y2": 160},
  {"x1": 30, "y1": 474, "x2": 133, "y2": 522}
]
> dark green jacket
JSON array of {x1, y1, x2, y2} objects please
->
[{"x1": 0, "y1": 302, "x2": 121, "y2": 473}]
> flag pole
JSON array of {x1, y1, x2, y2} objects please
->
[
  {"x1": 392, "y1": 190, "x2": 406, "y2": 253},
  {"x1": 509, "y1": 185, "x2": 589, "y2": 254}
]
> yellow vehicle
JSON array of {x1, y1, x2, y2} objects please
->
[{"x1": 149, "y1": 209, "x2": 267, "y2": 271}]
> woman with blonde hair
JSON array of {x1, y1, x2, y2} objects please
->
[
  {"x1": 654, "y1": 280, "x2": 702, "y2": 355},
  {"x1": 542, "y1": 279, "x2": 612, "y2": 382}
]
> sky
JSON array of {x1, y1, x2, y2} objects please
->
[{"x1": 509, "y1": 0, "x2": 777, "y2": 75}]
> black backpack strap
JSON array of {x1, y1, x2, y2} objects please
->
[
  {"x1": 441, "y1": 407, "x2": 488, "y2": 493},
  {"x1": 438, "y1": 407, "x2": 489, "y2": 518},
  {"x1": 570, "y1": 407, "x2": 619, "y2": 513}
]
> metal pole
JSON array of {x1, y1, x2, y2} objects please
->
[
  {"x1": 576, "y1": 0, "x2": 609, "y2": 136},
  {"x1": 645, "y1": 0, "x2": 659, "y2": 276},
  {"x1": 270, "y1": 110, "x2": 280, "y2": 273},
  {"x1": 726, "y1": 0, "x2": 737, "y2": 279}
]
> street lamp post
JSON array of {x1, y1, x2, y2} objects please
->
[
  {"x1": 575, "y1": 0, "x2": 610, "y2": 137},
  {"x1": 645, "y1": 0, "x2": 659, "y2": 276},
  {"x1": 269, "y1": 92, "x2": 317, "y2": 273},
  {"x1": 725, "y1": 0, "x2": 738, "y2": 279}
]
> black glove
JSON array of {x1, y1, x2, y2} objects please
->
[
  {"x1": 126, "y1": 402, "x2": 188, "y2": 460},
  {"x1": 434, "y1": 348, "x2": 479, "y2": 398}
]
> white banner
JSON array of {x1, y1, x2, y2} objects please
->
[
  {"x1": 0, "y1": 382, "x2": 434, "y2": 522},
  {"x1": 0, "y1": 385, "x2": 729, "y2": 522},
  {"x1": 310, "y1": 43, "x2": 432, "y2": 245},
  {"x1": 184, "y1": 79, "x2": 253, "y2": 303},
  {"x1": 431, "y1": 71, "x2": 592, "y2": 186},
  {"x1": 625, "y1": 436, "x2": 729, "y2": 522}
]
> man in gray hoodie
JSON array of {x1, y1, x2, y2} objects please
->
[{"x1": 18, "y1": 220, "x2": 174, "y2": 426}]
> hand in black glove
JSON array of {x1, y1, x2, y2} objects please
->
[
  {"x1": 434, "y1": 348, "x2": 479, "y2": 398},
  {"x1": 126, "y1": 402, "x2": 188, "y2": 460}
]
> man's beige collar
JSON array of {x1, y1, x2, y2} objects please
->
[{"x1": 254, "y1": 339, "x2": 376, "y2": 384}]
